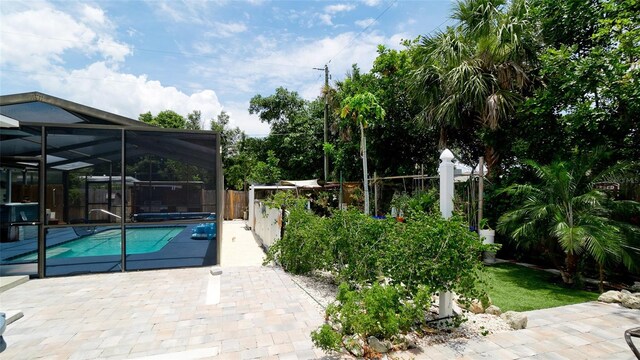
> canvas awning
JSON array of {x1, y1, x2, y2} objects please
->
[{"x1": 279, "y1": 179, "x2": 322, "y2": 189}]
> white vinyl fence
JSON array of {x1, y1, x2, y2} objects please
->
[{"x1": 252, "y1": 201, "x2": 283, "y2": 248}]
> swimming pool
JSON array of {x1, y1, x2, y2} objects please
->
[{"x1": 13, "y1": 226, "x2": 185, "y2": 261}]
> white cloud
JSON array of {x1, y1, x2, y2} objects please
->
[
  {"x1": 1, "y1": 1, "x2": 224, "y2": 129},
  {"x1": 79, "y1": 4, "x2": 107, "y2": 26},
  {"x1": 154, "y1": 1, "x2": 187, "y2": 22},
  {"x1": 318, "y1": 13, "x2": 333, "y2": 26},
  {"x1": 222, "y1": 101, "x2": 270, "y2": 136},
  {"x1": 363, "y1": 0, "x2": 382, "y2": 6},
  {"x1": 0, "y1": 4, "x2": 131, "y2": 70},
  {"x1": 207, "y1": 21, "x2": 248, "y2": 38},
  {"x1": 0, "y1": 1, "x2": 412, "y2": 138},
  {"x1": 149, "y1": 0, "x2": 213, "y2": 24},
  {"x1": 319, "y1": 3, "x2": 356, "y2": 27},
  {"x1": 355, "y1": 18, "x2": 376, "y2": 28},
  {"x1": 324, "y1": 4, "x2": 355, "y2": 14},
  {"x1": 192, "y1": 41, "x2": 217, "y2": 55},
  {"x1": 190, "y1": 31, "x2": 408, "y2": 103},
  {"x1": 33, "y1": 62, "x2": 223, "y2": 124}
]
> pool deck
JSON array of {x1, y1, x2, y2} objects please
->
[{"x1": 1, "y1": 220, "x2": 638, "y2": 359}]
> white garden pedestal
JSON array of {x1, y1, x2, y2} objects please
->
[
  {"x1": 438, "y1": 149, "x2": 455, "y2": 318},
  {"x1": 479, "y1": 229, "x2": 495, "y2": 264}
]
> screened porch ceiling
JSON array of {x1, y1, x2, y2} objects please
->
[{"x1": 0, "y1": 92, "x2": 217, "y2": 171}]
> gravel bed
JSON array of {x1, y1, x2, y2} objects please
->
[
  {"x1": 287, "y1": 269, "x2": 514, "y2": 352},
  {"x1": 288, "y1": 270, "x2": 338, "y2": 312}
]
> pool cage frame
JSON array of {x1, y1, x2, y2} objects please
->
[{"x1": 0, "y1": 92, "x2": 223, "y2": 278}]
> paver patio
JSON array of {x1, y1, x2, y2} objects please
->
[
  {"x1": 0, "y1": 265, "x2": 328, "y2": 359},
  {"x1": 1, "y1": 220, "x2": 638, "y2": 359},
  {"x1": 404, "y1": 301, "x2": 638, "y2": 359}
]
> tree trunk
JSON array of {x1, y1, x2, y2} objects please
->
[
  {"x1": 562, "y1": 252, "x2": 579, "y2": 284},
  {"x1": 360, "y1": 122, "x2": 370, "y2": 216},
  {"x1": 598, "y1": 263, "x2": 604, "y2": 293},
  {"x1": 484, "y1": 145, "x2": 499, "y2": 179}
]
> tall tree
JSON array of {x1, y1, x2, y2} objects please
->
[
  {"x1": 249, "y1": 87, "x2": 324, "y2": 180},
  {"x1": 248, "y1": 150, "x2": 282, "y2": 185},
  {"x1": 186, "y1": 110, "x2": 202, "y2": 130},
  {"x1": 211, "y1": 111, "x2": 243, "y2": 162},
  {"x1": 340, "y1": 92, "x2": 386, "y2": 215},
  {"x1": 527, "y1": 0, "x2": 640, "y2": 163},
  {"x1": 139, "y1": 110, "x2": 186, "y2": 129},
  {"x1": 411, "y1": 0, "x2": 539, "y2": 174}
]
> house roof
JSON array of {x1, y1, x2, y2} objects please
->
[{"x1": 0, "y1": 92, "x2": 148, "y2": 127}]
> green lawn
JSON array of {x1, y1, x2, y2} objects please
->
[{"x1": 483, "y1": 263, "x2": 599, "y2": 312}]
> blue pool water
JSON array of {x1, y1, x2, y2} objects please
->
[{"x1": 14, "y1": 226, "x2": 185, "y2": 260}]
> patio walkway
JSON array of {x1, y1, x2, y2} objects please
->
[
  {"x1": 406, "y1": 301, "x2": 638, "y2": 359},
  {"x1": 0, "y1": 220, "x2": 638, "y2": 359}
]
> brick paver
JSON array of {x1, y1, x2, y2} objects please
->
[
  {"x1": 408, "y1": 302, "x2": 638, "y2": 359},
  {"x1": 1, "y1": 265, "x2": 327, "y2": 359}
]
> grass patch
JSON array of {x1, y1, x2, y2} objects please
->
[{"x1": 484, "y1": 263, "x2": 598, "y2": 312}]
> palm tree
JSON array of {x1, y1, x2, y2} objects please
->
[
  {"x1": 340, "y1": 92, "x2": 385, "y2": 215},
  {"x1": 411, "y1": 0, "x2": 538, "y2": 174},
  {"x1": 497, "y1": 151, "x2": 639, "y2": 289}
]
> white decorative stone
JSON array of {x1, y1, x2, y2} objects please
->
[
  {"x1": 598, "y1": 290, "x2": 622, "y2": 303},
  {"x1": 500, "y1": 311, "x2": 528, "y2": 329},
  {"x1": 485, "y1": 305, "x2": 502, "y2": 316},
  {"x1": 621, "y1": 293, "x2": 640, "y2": 310},
  {"x1": 630, "y1": 282, "x2": 640, "y2": 292}
]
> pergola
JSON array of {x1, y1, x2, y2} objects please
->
[{"x1": 0, "y1": 92, "x2": 223, "y2": 278}]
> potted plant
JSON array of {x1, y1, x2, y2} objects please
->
[{"x1": 478, "y1": 219, "x2": 495, "y2": 263}]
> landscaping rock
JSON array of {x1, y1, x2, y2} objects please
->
[
  {"x1": 345, "y1": 335, "x2": 364, "y2": 358},
  {"x1": 598, "y1": 290, "x2": 622, "y2": 303},
  {"x1": 485, "y1": 305, "x2": 502, "y2": 316},
  {"x1": 368, "y1": 336, "x2": 390, "y2": 354},
  {"x1": 630, "y1": 282, "x2": 640, "y2": 292},
  {"x1": 470, "y1": 299, "x2": 484, "y2": 314},
  {"x1": 621, "y1": 293, "x2": 640, "y2": 310},
  {"x1": 392, "y1": 335, "x2": 416, "y2": 351},
  {"x1": 500, "y1": 311, "x2": 528, "y2": 330},
  {"x1": 621, "y1": 290, "x2": 631, "y2": 295}
]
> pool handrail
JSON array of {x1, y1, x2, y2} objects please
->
[{"x1": 89, "y1": 209, "x2": 122, "y2": 220}]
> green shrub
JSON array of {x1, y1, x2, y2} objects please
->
[
  {"x1": 265, "y1": 194, "x2": 492, "y2": 353},
  {"x1": 311, "y1": 283, "x2": 432, "y2": 355},
  {"x1": 263, "y1": 193, "x2": 331, "y2": 274},
  {"x1": 380, "y1": 213, "x2": 489, "y2": 301},
  {"x1": 389, "y1": 189, "x2": 439, "y2": 218},
  {"x1": 327, "y1": 209, "x2": 394, "y2": 283}
]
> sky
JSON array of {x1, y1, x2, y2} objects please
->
[{"x1": 0, "y1": 0, "x2": 453, "y2": 136}]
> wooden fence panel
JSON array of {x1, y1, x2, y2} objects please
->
[{"x1": 224, "y1": 190, "x2": 247, "y2": 220}]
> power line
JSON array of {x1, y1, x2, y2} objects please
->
[{"x1": 325, "y1": 0, "x2": 398, "y2": 65}]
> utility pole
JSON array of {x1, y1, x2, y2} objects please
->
[{"x1": 314, "y1": 65, "x2": 330, "y2": 182}]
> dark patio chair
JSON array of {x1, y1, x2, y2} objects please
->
[{"x1": 626, "y1": 327, "x2": 640, "y2": 359}]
